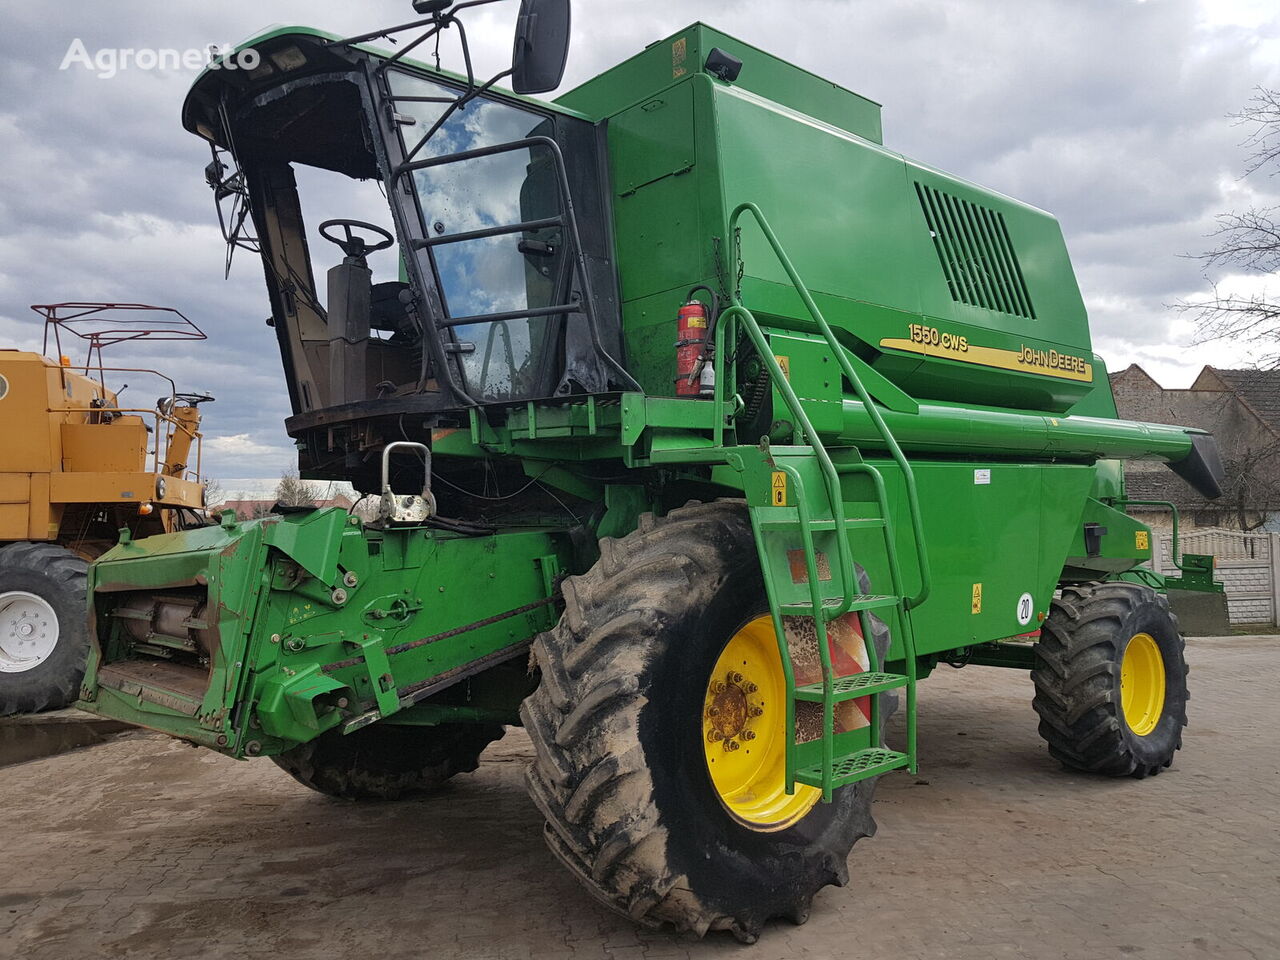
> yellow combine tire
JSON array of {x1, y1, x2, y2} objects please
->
[
  {"x1": 520, "y1": 500, "x2": 892, "y2": 942},
  {"x1": 0, "y1": 542, "x2": 89, "y2": 715},
  {"x1": 1031, "y1": 582, "x2": 1188, "y2": 778}
]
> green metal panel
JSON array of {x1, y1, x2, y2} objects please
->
[
  {"x1": 610, "y1": 82, "x2": 697, "y2": 196},
  {"x1": 1062, "y1": 497, "x2": 1156, "y2": 577},
  {"x1": 1071, "y1": 354, "x2": 1122, "y2": 419},
  {"x1": 79, "y1": 514, "x2": 571, "y2": 757},
  {"x1": 558, "y1": 24, "x2": 883, "y2": 143},
  {"x1": 715, "y1": 83, "x2": 925, "y2": 320},
  {"x1": 710, "y1": 85, "x2": 1099, "y2": 416},
  {"x1": 832, "y1": 459, "x2": 1093, "y2": 658},
  {"x1": 609, "y1": 85, "x2": 704, "y2": 305}
]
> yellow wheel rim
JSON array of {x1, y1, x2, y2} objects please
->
[
  {"x1": 1119, "y1": 632, "x2": 1166, "y2": 736},
  {"x1": 702, "y1": 615, "x2": 821, "y2": 832}
]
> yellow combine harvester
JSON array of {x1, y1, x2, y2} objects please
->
[{"x1": 0, "y1": 303, "x2": 211, "y2": 713}]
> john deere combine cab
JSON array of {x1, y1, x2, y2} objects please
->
[{"x1": 75, "y1": 1, "x2": 1223, "y2": 940}]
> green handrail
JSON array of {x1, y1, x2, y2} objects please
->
[
  {"x1": 1114, "y1": 499, "x2": 1186, "y2": 572},
  {"x1": 837, "y1": 461, "x2": 919, "y2": 772},
  {"x1": 728, "y1": 201, "x2": 932, "y2": 608},
  {"x1": 727, "y1": 201, "x2": 928, "y2": 786},
  {"x1": 721, "y1": 304, "x2": 857, "y2": 619}
]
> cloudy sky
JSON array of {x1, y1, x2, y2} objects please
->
[{"x1": 2, "y1": 0, "x2": 1278, "y2": 484}]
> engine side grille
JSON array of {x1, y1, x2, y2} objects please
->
[{"x1": 914, "y1": 182, "x2": 1036, "y2": 320}]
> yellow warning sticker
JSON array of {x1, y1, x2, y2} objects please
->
[
  {"x1": 971, "y1": 583, "x2": 983, "y2": 615},
  {"x1": 672, "y1": 37, "x2": 687, "y2": 78},
  {"x1": 1135, "y1": 530, "x2": 1150, "y2": 551},
  {"x1": 771, "y1": 471, "x2": 787, "y2": 506},
  {"x1": 685, "y1": 316, "x2": 706, "y2": 328},
  {"x1": 775, "y1": 355, "x2": 791, "y2": 380}
]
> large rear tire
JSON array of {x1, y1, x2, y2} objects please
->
[
  {"x1": 0, "y1": 542, "x2": 90, "y2": 715},
  {"x1": 273, "y1": 721, "x2": 505, "y2": 800},
  {"x1": 520, "y1": 500, "x2": 888, "y2": 942},
  {"x1": 1032, "y1": 581, "x2": 1188, "y2": 778}
]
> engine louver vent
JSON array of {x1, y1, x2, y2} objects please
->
[{"x1": 914, "y1": 182, "x2": 1036, "y2": 319}]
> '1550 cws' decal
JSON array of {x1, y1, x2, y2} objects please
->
[{"x1": 880, "y1": 324, "x2": 1093, "y2": 383}]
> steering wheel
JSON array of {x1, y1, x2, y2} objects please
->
[
  {"x1": 174, "y1": 392, "x2": 215, "y2": 406},
  {"x1": 319, "y1": 219, "x2": 396, "y2": 259}
]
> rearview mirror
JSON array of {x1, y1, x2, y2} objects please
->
[{"x1": 511, "y1": 0, "x2": 570, "y2": 95}]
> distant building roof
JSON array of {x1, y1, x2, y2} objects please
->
[
  {"x1": 1125, "y1": 471, "x2": 1201, "y2": 505},
  {"x1": 1192, "y1": 367, "x2": 1280, "y2": 434},
  {"x1": 1109, "y1": 363, "x2": 1161, "y2": 386}
]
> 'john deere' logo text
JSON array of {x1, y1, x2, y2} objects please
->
[{"x1": 1017, "y1": 345, "x2": 1088, "y2": 376}]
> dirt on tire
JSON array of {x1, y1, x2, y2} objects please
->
[{"x1": 520, "y1": 499, "x2": 891, "y2": 941}]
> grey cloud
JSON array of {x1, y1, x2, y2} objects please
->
[{"x1": 1, "y1": 0, "x2": 1277, "y2": 479}]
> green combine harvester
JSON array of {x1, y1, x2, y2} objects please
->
[{"x1": 75, "y1": 0, "x2": 1223, "y2": 940}]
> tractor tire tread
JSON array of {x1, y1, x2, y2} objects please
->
[
  {"x1": 1031, "y1": 581, "x2": 1187, "y2": 779},
  {"x1": 273, "y1": 721, "x2": 504, "y2": 801},
  {"x1": 520, "y1": 499, "x2": 883, "y2": 941},
  {"x1": 0, "y1": 542, "x2": 90, "y2": 715}
]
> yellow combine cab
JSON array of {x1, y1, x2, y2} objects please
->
[{"x1": 0, "y1": 303, "x2": 212, "y2": 713}]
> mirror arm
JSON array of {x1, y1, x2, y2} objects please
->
[
  {"x1": 327, "y1": 17, "x2": 440, "y2": 50},
  {"x1": 375, "y1": 21, "x2": 446, "y2": 74},
  {"x1": 329, "y1": 0, "x2": 505, "y2": 56}
]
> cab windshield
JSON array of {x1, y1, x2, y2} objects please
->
[{"x1": 389, "y1": 71, "x2": 566, "y2": 401}]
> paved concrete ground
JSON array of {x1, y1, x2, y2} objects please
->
[{"x1": 1, "y1": 636, "x2": 1276, "y2": 960}]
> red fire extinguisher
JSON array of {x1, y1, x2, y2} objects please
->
[{"x1": 675, "y1": 300, "x2": 709, "y2": 397}]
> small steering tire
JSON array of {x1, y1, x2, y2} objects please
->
[{"x1": 319, "y1": 219, "x2": 396, "y2": 258}]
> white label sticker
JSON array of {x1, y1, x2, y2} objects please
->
[
  {"x1": 974, "y1": 468, "x2": 991, "y2": 485},
  {"x1": 1016, "y1": 592, "x2": 1034, "y2": 626}
]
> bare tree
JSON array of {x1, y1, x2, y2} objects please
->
[
  {"x1": 202, "y1": 476, "x2": 225, "y2": 510},
  {"x1": 275, "y1": 470, "x2": 319, "y2": 507},
  {"x1": 1184, "y1": 88, "x2": 1280, "y2": 366},
  {"x1": 1216, "y1": 437, "x2": 1280, "y2": 531}
]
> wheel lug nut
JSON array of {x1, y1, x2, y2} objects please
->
[
  {"x1": 724, "y1": 739, "x2": 740, "y2": 752},
  {"x1": 749, "y1": 706, "x2": 763, "y2": 717},
  {"x1": 708, "y1": 730, "x2": 724, "y2": 742},
  {"x1": 740, "y1": 730, "x2": 756, "y2": 741},
  {"x1": 708, "y1": 706, "x2": 720, "y2": 717},
  {"x1": 744, "y1": 682, "x2": 758, "y2": 693},
  {"x1": 730, "y1": 672, "x2": 743, "y2": 684}
]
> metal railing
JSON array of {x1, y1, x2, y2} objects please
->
[
  {"x1": 725, "y1": 201, "x2": 928, "y2": 790},
  {"x1": 60, "y1": 404, "x2": 203, "y2": 484},
  {"x1": 725, "y1": 201, "x2": 932, "y2": 609}
]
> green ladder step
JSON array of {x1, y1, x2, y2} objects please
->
[
  {"x1": 779, "y1": 594, "x2": 900, "y2": 615},
  {"x1": 794, "y1": 671, "x2": 909, "y2": 702},
  {"x1": 755, "y1": 512, "x2": 886, "y2": 533},
  {"x1": 794, "y1": 747, "x2": 911, "y2": 789}
]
